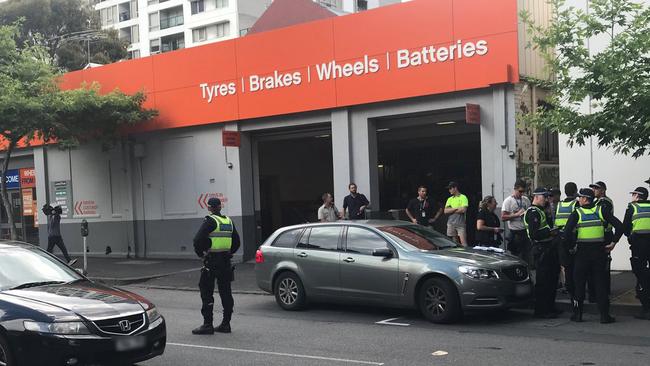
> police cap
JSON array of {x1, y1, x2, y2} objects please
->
[
  {"x1": 577, "y1": 188, "x2": 596, "y2": 200},
  {"x1": 630, "y1": 187, "x2": 649, "y2": 200},
  {"x1": 532, "y1": 187, "x2": 549, "y2": 196},
  {"x1": 589, "y1": 181, "x2": 607, "y2": 190}
]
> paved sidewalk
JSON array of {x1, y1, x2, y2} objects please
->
[{"x1": 74, "y1": 255, "x2": 644, "y2": 314}]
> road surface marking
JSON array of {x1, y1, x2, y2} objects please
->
[
  {"x1": 432, "y1": 350, "x2": 448, "y2": 356},
  {"x1": 167, "y1": 342, "x2": 384, "y2": 365},
  {"x1": 375, "y1": 317, "x2": 410, "y2": 327}
]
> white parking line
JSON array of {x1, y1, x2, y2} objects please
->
[
  {"x1": 167, "y1": 342, "x2": 384, "y2": 365},
  {"x1": 375, "y1": 317, "x2": 410, "y2": 327}
]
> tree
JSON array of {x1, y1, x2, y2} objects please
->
[
  {"x1": 0, "y1": 24, "x2": 156, "y2": 240},
  {"x1": 521, "y1": 0, "x2": 650, "y2": 157},
  {"x1": 0, "y1": 0, "x2": 128, "y2": 71}
]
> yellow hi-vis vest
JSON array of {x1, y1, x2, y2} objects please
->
[
  {"x1": 208, "y1": 215, "x2": 233, "y2": 252},
  {"x1": 524, "y1": 206, "x2": 552, "y2": 242},
  {"x1": 631, "y1": 202, "x2": 650, "y2": 234},
  {"x1": 596, "y1": 196, "x2": 614, "y2": 233},
  {"x1": 555, "y1": 200, "x2": 577, "y2": 228},
  {"x1": 576, "y1": 206, "x2": 605, "y2": 243}
]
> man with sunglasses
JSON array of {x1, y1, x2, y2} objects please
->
[{"x1": 502, "y1": 180, "x2": 532, "y2": 264}]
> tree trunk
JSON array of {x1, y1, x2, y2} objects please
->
[{"x1": 1, "y1": 140, "x2": 18, "y2": 240}]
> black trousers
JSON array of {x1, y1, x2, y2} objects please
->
[
  {"x1": 558, "y1": 239, "x2": 575, "y2": 299},
  {"x1": 199, "y1": 254, "x2": 234, "y2": 325},
  {"x1": 508, "y1": 229, "x2": 532, "y2": 266},
  {"x1": 533, "y1": 241, "x2": 560, "y2": 315},
  {"x1": 47, "y1": 236, "x2": 71, "y2": 262},
  {"x1": 630, "y1": 235, "x2": 650, "y2": 308},
  {"x1": 574, "y1": 243, "x2": 610, "y2": 316}
]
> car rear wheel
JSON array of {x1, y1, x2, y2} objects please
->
[
  {"x1": 0, "y1": 333, "x2": 14, "y2": 366},
  {"x1": 274, "y1": 272, "x2": 306, "y2": 311},
  {"x1": 418, "y1": 277, "x2": 461, "y2": 324}
]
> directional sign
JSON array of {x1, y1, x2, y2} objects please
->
[
  {"x1": 74, "y1": 200, "x2": 98, "y2": 215},
  {"x1": 50, "y1": 180, "x2": 72, "y2": 218}
]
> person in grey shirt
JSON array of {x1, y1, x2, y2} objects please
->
[
  {"x1": 501, "y1": 180, "x2": 532, "y2": 264},
  {"x1": 43, "y1": 204, "x2": 74, "y2": 264},
  {"x1": 318, "y1": 193, "x2": 342, "y2": 222}
]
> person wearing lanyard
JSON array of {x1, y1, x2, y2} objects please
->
[
  {"x1": 406, "y1": 186, "x2": 439, "y2": 227},
  {"x1": 502, "y1": 180, "x2": 532, "y2": 264}
]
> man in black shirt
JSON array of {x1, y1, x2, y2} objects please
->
[
  {"x1": 406, "y1": 186, "x2": 440, "y2": 226},
  {"x1": 342, "y1": 183, "x2": 370, "y2": 220},
  {"x1": 562, "y1": 188, "x2": 623, "y2": 323},
  {"x1": 524, "y1": 188, "x2": 560, "y2": 318}
]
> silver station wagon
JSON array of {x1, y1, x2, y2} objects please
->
[{"x1": 255, "y1": 221, "x2": 532, "y2": 323}]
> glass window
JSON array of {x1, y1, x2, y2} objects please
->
[
  {"x1": 272, "y1": 229, "x2": 303, "y2": 248},
  {"x1": 0, "y1": 247, "x2": 82, "y2": 291},
  {"x1": 377, "y1": 225, "x2": 457, "y2": 251},
  {"x1": 191, "y1": 0, "x2": 205, "y2": 15},
  {"x1": 150, "y1": 38, "x2": 160, "y2": 53},
  {"x1": 216, "y1": 0, "x2": 229, "y2": 8},
  {"x1": 149, "y1": 12, "x2": 160, "y2": 31},
  {"x1": 297, "y1": 227, "x2": 340, "y2": 251},
  {"x1": 192, "y1": 27, "x2": 207, "y2": 42},
  {"x1": 346, "y1": 227, "x2": 388, "y2": 255}
]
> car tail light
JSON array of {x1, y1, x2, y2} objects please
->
[{"x1": 255, "y1": 248, "x2": 264, "y2": 263}]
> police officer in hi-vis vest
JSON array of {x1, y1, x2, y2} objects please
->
[
  {"x1": 562, "y1": 188, "x2": 623, "y2": 323},
  {"x1": 524, "y1": 188, "x2": 561, "y2": 318},
  {"x1": 622, "y1": 187, "x2": 650, "y2": 320},
  {"x1": 192, "y1": 197, "x2": 240, "y2": 334},
  {"x1": 555, "y1": 182, "x2": 578, "y2": 305}
]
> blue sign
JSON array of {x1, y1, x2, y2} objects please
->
[{"x1": 4, "y1": 169, "x2": 20, "y2": 189}]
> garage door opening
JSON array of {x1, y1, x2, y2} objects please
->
[
  {"x1": 256, "y1": 126, "x2": 333, "y2": 241},
  {"x1": 376, "y1": 110, "x2": 482, "y2": 243}
]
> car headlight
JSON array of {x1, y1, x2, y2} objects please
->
[
  {"x1": 24, "y1": 320, "x2": 91, "y2": 335},
  {"x1": 146, "y1": 307, "x2": 161, "y2": 323},
  {"x1": 459, "y1": 266, "x2": 500, "y2": 280}
]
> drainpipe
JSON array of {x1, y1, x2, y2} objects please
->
[{"x1": 531, "y1": 84, "x2": 539, "y2": 188}]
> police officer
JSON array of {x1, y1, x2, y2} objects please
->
[
  {"x1": 555, "y1": 182, "x2": 578, "y2": 305},
  {"x1": 562, "y1": 188, "x2": 623, "y2": 323},
  {"x1": 622, "y1": 187, "x2": 650, "y2": 320},
  {"x1": 590, "y1": 181, "x2": 617, "y2": 296},
  {"x1": 192, "y1": 197, "x2": 240, "y2": 335},
  {"x1": 524, "y1": 188, "x2": 560, "y2": 318}
]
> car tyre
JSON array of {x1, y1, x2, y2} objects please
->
[
  {"x1": 274, "y1": 272, "x2": 306, "y2": 311},
  {"x1": 418, "y1": 277, "x2": 461, "y2": 324},
  {"x1": 0, "y1": 333, "x2": 14, "y2": 366}
]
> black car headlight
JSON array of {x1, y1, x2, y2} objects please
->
[
  {"x1": 24, "y1": 320, "x2": 91, "y2": 335},
  {"x1": 459, "y1": 266, "x2": 500, "y2": 280}
]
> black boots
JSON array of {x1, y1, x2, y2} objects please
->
[
  {"x1": 600, "y1": 314, "x2": 616, "y2": 324},
  {"x1": 215, "y1": 321, "x2": 231, "y2": 333},
  {"x1": 192, "y1": 323, "x2": 214, "y2": 335},
  {"x1": 570, "y1": 300, "x2": 583, "y2": 322}
]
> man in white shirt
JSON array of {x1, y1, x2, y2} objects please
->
[
  {"x1": 318, "y1": 193, "x2": 342, "y2": 222},
  {"x1": 501, "y1": 180, "x2": 532, "y2": 264}
]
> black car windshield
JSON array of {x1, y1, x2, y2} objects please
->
[
  {"x1": 377, "y1": 225, "x2": 457, "y2": 251},
  {"x1": 0, "y1": 246, "x2": 82, "y2": 291}
]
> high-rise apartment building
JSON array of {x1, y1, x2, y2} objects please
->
[{"x1": 93, "y1": 0, "x2": 272, "y2": 59}]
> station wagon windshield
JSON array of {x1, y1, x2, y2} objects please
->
[{"x1": 378, "y1": 225, "x2": 457, "y2": 251}]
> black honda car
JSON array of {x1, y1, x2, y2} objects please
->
[{"x1": 0, "y1": 241, "x2": 166, "y2": 366}]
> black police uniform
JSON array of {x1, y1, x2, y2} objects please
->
[
  {"x1": 622, "y1": 193, "x2": 650, "y2": 319},
  {"x1": 596, "y1": 195, "x2": 616, "y2": 297},
  {"x1": 525, "y1": 204, "x2": 560, "y2": 317},
  {"x1": 192, "y1": 208, "x2": 241, "y2": 334},
  {"x1": 562, "y1": 193, "x2": 623, "y2": 323},
  {"x1": 557, "y1": 197, "x2": 577, "y2": 302}
]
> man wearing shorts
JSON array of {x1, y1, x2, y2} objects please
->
[{"x1": 444, "y1": 182, "x2": 468, "y2": 246}]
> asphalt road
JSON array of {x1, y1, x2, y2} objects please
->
[{"x1": 134, "y1": 287, "x2": 650, "y2": 366}]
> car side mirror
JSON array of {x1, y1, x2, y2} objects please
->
[{"x1": 372, "y1": 248, "x2": 393, "y2": 258}]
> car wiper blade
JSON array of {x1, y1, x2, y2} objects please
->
[{"x1": 10, "y1": 281, "x2": 66, "y2": 290}]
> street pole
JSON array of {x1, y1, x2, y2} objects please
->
[{"x1": 81, "y1": 219, "x2": 89, "y2": 273}]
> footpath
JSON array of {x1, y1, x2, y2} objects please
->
[{"x1": 77, "y1": 256, "x2": 643, "y2": 316}]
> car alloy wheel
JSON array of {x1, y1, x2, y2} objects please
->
[
  {"x1": 0, "y1": 342, "x2": 8, "y2": 366},
  {"x1": 279, "y1": 278, "x2": 298, "y2": 305},
  {"x1": 424, "y1": 285, "x2": 447, "y2": 316}
]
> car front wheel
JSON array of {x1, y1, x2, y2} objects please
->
[
  {"x1": 0, "y1": 333, "x2": 14, "y2": 366},
  {"x1": 418, "y1": 277, "x2": 461, "y2": 324},
  {"x1": 274, "y1": 272, "x2": 306, "y2": 311}
]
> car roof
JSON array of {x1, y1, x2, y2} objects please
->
[
  {"x1": 277, "y1": 220, "x2": 413, "y2": 232},
  {"x1": 0, "y1": 240, "x2": 39, "y2": 250}
]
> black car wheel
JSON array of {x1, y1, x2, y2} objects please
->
[
  {"x1": 274, "y1": 272, "x2": 306, "y2": 311},
  {"x1": 418, "y1": 277, "x2": 461, "y2": 324},
  {"x1": 0, "y1": 333, "x2": 14, "y2": 366}
]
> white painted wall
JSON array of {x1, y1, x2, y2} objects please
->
[{"x1": 559, "y1": 0, "x2": 650, "y2": 270}]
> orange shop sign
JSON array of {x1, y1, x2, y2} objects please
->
[
  {"x1": 60, "y1": 0, "x2": 519, "y2": 132},
  {"x1": 20, "y1": 168, "x2": 36, "y2": 188}
]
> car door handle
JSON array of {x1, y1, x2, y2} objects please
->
[
  {"x1": 297, "y1": 252, "x2": 308, "y2": 258},
  {"x1": 343, "y1": 257, "x2": 355, "y2": 263}
]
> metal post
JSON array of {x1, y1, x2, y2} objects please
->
[{"x1": 83, "y1": 236, "x2": 88, "y2": 273}]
